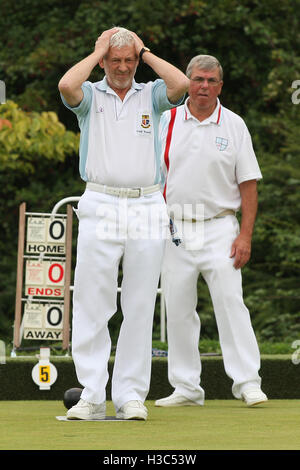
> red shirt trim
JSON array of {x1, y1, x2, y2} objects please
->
[
  {"x1": 163, "y1": 107, "x2": 177, "y2": 200},
  {"x1": 216, "y1": 105, "x2": 221, "y2": 124}
]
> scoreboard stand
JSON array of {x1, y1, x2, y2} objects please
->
[{"x1": 13, "y1": 201, "x2": 74, "y2": 356}]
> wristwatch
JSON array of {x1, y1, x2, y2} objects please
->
[{"x1": 139, "y1": 47, "x2": 151, "y2": 62}]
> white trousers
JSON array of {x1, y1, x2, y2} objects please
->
[
  {"x1": 161, "y1": 215, "x2": 262, "y2": 403},
  {"x1": 72, "y1": 189, "x2": 168, "y2": 410}
]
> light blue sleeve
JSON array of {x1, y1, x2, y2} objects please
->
[
  {"x1": 60, "y1": 82, "x2": 93, "y2": 181},
  {"x1": 151, "y1": 79, "x2": 185, "y2": 114},
  {"x1": 60, "y1": 82, "x2": 93, "y2": 121}
]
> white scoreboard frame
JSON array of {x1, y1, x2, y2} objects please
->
[{"x1": 13, "y1": 202, "x2": 73, "y2": 352}]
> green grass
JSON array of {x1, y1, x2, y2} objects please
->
[{"x1": 0, "y1": 400, "x2": 300, "y2": 450}]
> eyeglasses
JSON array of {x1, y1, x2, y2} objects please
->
[{"x1": 190, "y1": 77, "x2": 221, "y2": 86}]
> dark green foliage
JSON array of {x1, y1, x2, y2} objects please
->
[
  {"x1": 1, "y1": 356, "x2": 299, "y2": 400},
  {"x1": 0, "y1": 0, "x2": 300, "y2": 345}
]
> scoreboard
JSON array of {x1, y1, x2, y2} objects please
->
[
  {"x1": 14, "y1": 203, "x2": 73, "y2": 351},
  {"x1": 23, "y1": 302, "x2": 64, "y2": 340},
  {"x1": 25, "y1": 259, "x2": 65, "y2": 297},
  {"x1": 26, "y1": 216, "x2": 66, "y2": 254}
]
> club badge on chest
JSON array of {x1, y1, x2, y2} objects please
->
[{"x1": 136, "y1": 111, "x2": 152, "y2": 136}]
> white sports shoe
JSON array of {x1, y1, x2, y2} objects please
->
[
  {"x1": 116, "y1": 400, "x2": 148, "y2": 420},
  {"x1": 241, "y1": 389, "x2": 268, "y2": 407},
  {"x1": 66, "y1": 398, "x2": 106, "y2": 420},
  {"x1": 155, "y1": 392, "x2": 200, "y2": 407}
]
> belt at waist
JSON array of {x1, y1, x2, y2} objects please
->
[
  {"x1": 182, "y1": 209, "x2": 236, "y2": 223},
  {"x1": 86, "y1": 182, "x2": 160, "y2": 198}
]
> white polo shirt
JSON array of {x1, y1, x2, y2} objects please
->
[
  {"x1": 160, "y1": 98, "x2": 262, "y2": 219},
  {"x1": 61, "y1": 77, "x2": 182, "y2": 188}
]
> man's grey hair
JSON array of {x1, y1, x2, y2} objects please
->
[
  {"x1": 110, "y1": 27, "x2": 135, "y2": 48},
  {"x1": 186, "y1": 55, "x2": 223, "y2": 80}
]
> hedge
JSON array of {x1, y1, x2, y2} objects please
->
[{"x1": 0, "y1": 355, "x2": 299, "y2": 402}]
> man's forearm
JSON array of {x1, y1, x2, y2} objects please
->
[
  {"x1": 58, "y1": 52, "x2": 101, "y2": 94},
  {"x1": 230, "y1": 179, "x2": 258, "y2": 269},
  {"x1": 142, "y1": 52, "x2": 190, "y2": 103},
  {"x1": 239, "y1": 179, "x2": 258, "y2": 240}
]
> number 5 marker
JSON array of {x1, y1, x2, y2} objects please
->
[{"x1": 32, "y1": 347, "x2": 58, "y2": 390}]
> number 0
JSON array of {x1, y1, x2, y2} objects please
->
[
  {"x1": 49, "y1": 220, "x2": 65, "y2": 240},
  {"x1": 47, "y1": 306, "x2": 62, "y2": 326},
  {"x1": 48, "y1": 263, "x2": 64, "y2": 283}
]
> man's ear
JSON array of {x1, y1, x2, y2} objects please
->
[
  {"x1": 218, "y1": 81, "x2": 223, "y2": 96},
  {"x1": 99, "y1": 58, "x2": 105, "y2": 69}
]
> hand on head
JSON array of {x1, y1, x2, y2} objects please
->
[{"x1": 94, "y1": 27, "x2": 120, "y2": 55}]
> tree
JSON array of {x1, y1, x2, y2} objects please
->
[
  {"x1": 0, "y1": 0, "x2": 300, "y2": 343},
  {"x1": 0, "y1": 100, "x2": 82, "y2": 342}
]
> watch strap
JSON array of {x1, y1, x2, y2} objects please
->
[{"x1": 139, "y1": 47, "x2": 151, "y2": 62}]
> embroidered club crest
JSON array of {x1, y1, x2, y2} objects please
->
[
  {"x1": 141, "y1": 114, "x2": 150, "y2": 128},
  {"x1": 216, "y1": 137, "x2": 228, "y2": 151}
]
